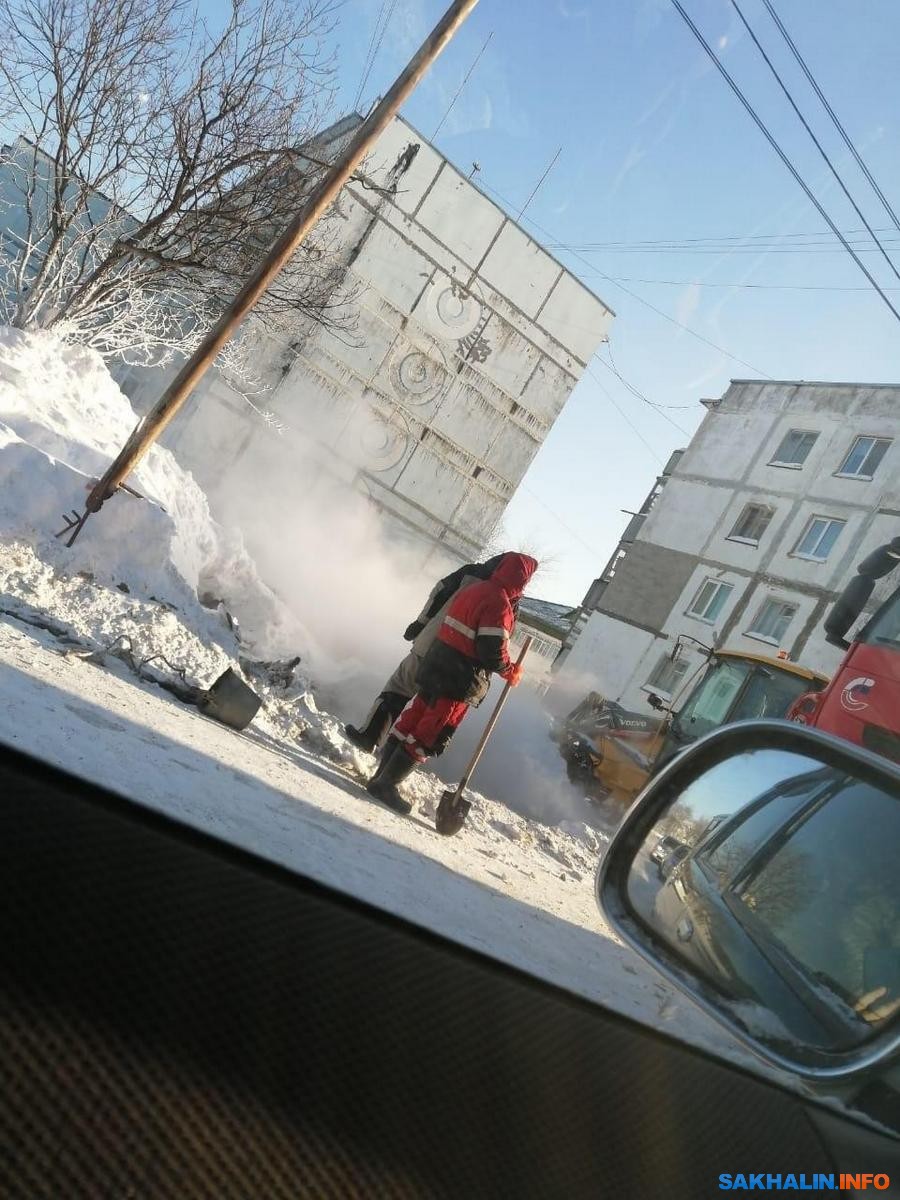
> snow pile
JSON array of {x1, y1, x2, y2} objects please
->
[{"x1": 0, "y1": 327, "x2": 297, "y2": 653}]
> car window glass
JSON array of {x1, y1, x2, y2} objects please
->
[
  {"x1": 675, "y1": 662, "x2": 748, "y2": 739},
  {"x1": 701, "y1": 780, "x2": 822, "y2": 887},
  {"x1": 737, "y1": 781, "x2": 900, "y2": 1034},
  {"x1": 728, "y1": 671, "x2": 816, "y2": 723}
]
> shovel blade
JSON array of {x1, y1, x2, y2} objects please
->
[{"x1": 435, "y1": 789, "x2": 471, "y2": 836}]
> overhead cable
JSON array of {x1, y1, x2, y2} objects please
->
[
  {"x1": 669, "y1": 0, "x2": 900, "y2": 328},
  {"x1": 762, "y1": 0, "x2": 900, "y2": 233},
  {"x1": 730, "y1": 0, "x2": 900, "y2": 286}
]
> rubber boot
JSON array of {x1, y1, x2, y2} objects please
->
[
  {"x1": 345, "y1": 699, "x2": 394, "y2": 754},
  {"x1": 366, "y1": 735, "x2": 402, "y2": 788},
  {"x1": 366, "y1": 742, "x2": 417, "y2": 816}
]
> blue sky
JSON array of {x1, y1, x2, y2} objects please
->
[{"x1": 327, "y1": 0, "x2": 900, "y2": 604}]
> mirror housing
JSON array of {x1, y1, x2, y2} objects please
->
[{"x1": 598, "y1": 721, "x2": 900, "y2": 1081}]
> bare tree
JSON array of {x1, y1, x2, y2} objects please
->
[{"x1": 0, "y1": 0, "x2": 361, "y2": 374}]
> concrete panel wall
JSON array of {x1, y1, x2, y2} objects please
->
[
  {"x1": 519, "y1": 356, "x2": 576, "y2": 424},
  {"x1": 744, "y1": 412, "x2": 899, "y2": 507},
  {"x1": 538, "y1": 272, "x2": 614, "y2": 366},
  {"x1": 478, "y1": 222, "x2": 565, "y2": 320},
  {"x1": 555, "y1": 609, "x2": 660, "y2": 705},
  {"x1": 165, "y1": 113, "x2": 612, "y2": 565},
  {"x1": 429, "y1": 379, "x2": 508, "y2": 459},
  {"x1": 473, "y1": 314, "x2": 543, "y2": 398},
  {"x1": 674, "y1": 407, "x2": 773, "y2": 482},
  {"x1": 360, "y1": 120, "x2": 444, "y2": 216},
  {"x1": 639, "y1": 477, "x2": 730, "y2": 555},
  {"x1": 349, "y1": 219, "x2": 433, "y2": 314},
  {"x1": 596, "y1": 540, "x2": 700, "y2": 631},
  {"x1": 413, "y1": 164, "x2": 505, "y2": 268},
  {"x1": 763, "y1": 501, "x2": 870, "y2": 591}
]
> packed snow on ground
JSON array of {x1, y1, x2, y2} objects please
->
[
  {"x1": 0, "y1": 328, "x2": 762, "y2": 1068},
  {"x1": 0, "y1": 616, "x2": 761, "y2": 1069}
]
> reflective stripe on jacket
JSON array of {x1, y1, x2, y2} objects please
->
[{"x1": 416, "y1": 553, "x2": 537, "y2": 705}]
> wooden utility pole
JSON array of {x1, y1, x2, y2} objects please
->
[{"x1": 65, "y1": 0, "x2": 480, "y2": 546}]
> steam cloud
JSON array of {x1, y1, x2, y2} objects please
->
[{"x1": 196, "y1": 390, "x2": 606, "y2": 829}]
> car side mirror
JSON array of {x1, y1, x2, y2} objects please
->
[{"x1": 597, "y1": 721, "x2": 900, "y2": 1079}]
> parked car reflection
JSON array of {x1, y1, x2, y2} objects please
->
[{"x1": 627, "y1": 750, "x2": 900, "y2": 1054}]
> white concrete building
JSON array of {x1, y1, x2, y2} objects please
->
[
  {"x1": 553, "y1": 380, "x2": 900, "y2": 712},
  {"x1": 137, "y1": 114, "x2": 614, "y2": 568}
]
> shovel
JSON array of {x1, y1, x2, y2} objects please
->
[{"x1": 435, "y1": 636, "x2": 532, "y2": 837}]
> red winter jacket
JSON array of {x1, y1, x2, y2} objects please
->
[{"x1": 415, "y1": 553, "x2": 538, "y2": 705}]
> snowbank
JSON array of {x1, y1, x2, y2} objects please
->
[{"x1": 0, "y1": 327, "x2": 298, "y2": 653}]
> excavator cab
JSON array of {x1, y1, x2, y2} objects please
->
[
  {"x1": 651, "y1": 652, "x2": 828, "y2": 776},
  {"x1": 558, "y1": 653, "x2": 828, "y2": 814}
]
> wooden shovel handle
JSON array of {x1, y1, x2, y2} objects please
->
[{"x1": 455, "y1": 636, "x2": 532, "y2": 795}]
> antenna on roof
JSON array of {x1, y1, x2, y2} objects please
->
[
  {"x1": 468, "y1": 161, "x2": 481, "y2": 179},
  {"x1": 517, "y1": 147, "x2": 562, "y2": 222},
  {"x1": 432, "y1": 31, "x2": 493, "y2": 140}
]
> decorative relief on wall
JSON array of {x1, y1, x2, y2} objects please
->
[
  {"x1": 421, "y1": 272, "x2": 485, "y2": 341},
  {"x1": 386, "y1": 319, "x2": 454, "y2": 411},
  {"x1": 355, "y1": 405, "x2": 412, "y2": 474}
]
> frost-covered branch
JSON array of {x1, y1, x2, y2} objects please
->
[{"x1": 0, "y1": 0, "x2": 359, "y2": 379}]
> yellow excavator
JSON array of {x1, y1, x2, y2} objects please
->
[{"x1": 555, "y1": 644, "x2": 829, "y2": 813}]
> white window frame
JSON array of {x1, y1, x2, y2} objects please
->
[
  {"x1": 686, "y1": 578, "x2": 734, "y2": 625},
  {"x1": 642, "y1": 653, "x2": 689, "y2": 700},
  {"x1": 746, "y1": 598, "x2": 798, "y2": 646},
  {"x1": 835, "y1": 435, "x2": 892, "y2": 481},
  {"x1": 727, "y1": 502, "x2": 774, "y2": 546},
  {"x1": 769, "y1": 429, "x2": 819, "y2": 470},
  {"x1": 791, "y1": 515, "x2": 846, "y2": 563}
]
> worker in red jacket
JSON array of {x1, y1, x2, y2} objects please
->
[{"x1": 366, "y1": 552, "x2": 538, "y2": 815}]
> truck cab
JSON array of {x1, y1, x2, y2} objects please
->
[{"x1": 799, "y1": 585, "x2": 900, "y2": 764}]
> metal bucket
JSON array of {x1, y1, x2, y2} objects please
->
[{"x1": 198, "y1": 669, "x2": 261, "y2": 731}]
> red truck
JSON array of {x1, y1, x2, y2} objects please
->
[{"x1": 788, "y1": 537, "x2": 900, "y2": 764}]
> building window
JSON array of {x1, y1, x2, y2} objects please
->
[
  {"x1": 687, "y1": 578, "x2": 733, "y2": 624},
  {"x1": 727, "y1": 502, "x2": 774, "y2": 545},
  {"x1": 511, "y1": 632, "x2": 558, "y2": 661},
  {"x1": 836, "y1": 436, "x2": 891, "y2": 480},
  {"x1": 792, "y1": 516, "x2": 845, "y2": 562},
  {"x1": 769, "y1": 429, "x2": 818, "y2": 468},
  {"x1": 644, "y1": 654, "x2": 689, "y2": 698},
  {"x1": 747, "y1": 599, "x2": 797, "y2": 645}
]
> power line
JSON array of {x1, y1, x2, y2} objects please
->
[
  {"x1": 475, "y1": 176, "x2": 773, "y2": 377},
  {"x1": 603, "y1": 341, "x2": 696, "y2": 416},
  {"x1": 353, "y1": 0, "x2": 399, "y2": 114},
  {"x1": 729, "y1": 0, "x2": 900, "y2": 287},
  {"x1": 520, "y1": 485, "x2": 609, "y2": 558},
  {"x1": 762, "y1": 0, "x2": 900, "y2": 234},
  {"x1": 603, "y1": 275, "x2": 900, "y2": 292},
  {"x1": 591, "y1": 359, "x2": 694, "y2": 438},
  {"x1": 549, "y1": 243, "x2": 900, "y2": 256},
  {"x1": 584, "y1": 369, "x2": 667, "y2": 466},
  {"x1": 669, "y1": 0, "x2": 900, "y2": 328},
  {"x1": 547, "y1": 228, "x2": 900, "y2": 249}
]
